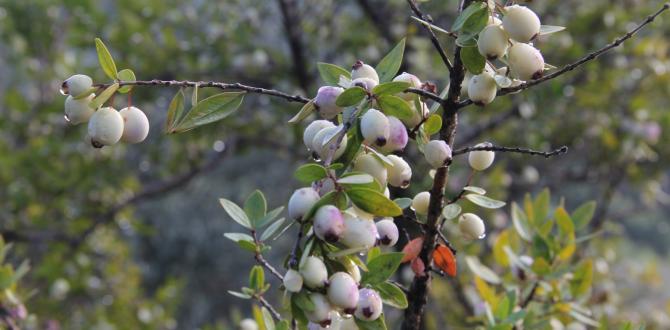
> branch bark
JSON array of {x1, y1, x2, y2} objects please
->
[
  {"x1": 453, "y1": 144, "x2": 568, "y2": 158},
  {"x1": 276, "y1": 0, "x2": 313, "y2": 91}
]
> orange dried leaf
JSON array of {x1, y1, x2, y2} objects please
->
[
  {"x1": 433, "y1": 245, "x2": 457, "y2": 277},
  {"x1": 402, "y1": 237, "x2": 424, "y2": 263}
]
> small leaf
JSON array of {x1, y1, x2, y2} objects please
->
[
  {"x1": 456, "y1": 35, "x2": 477, "y2": 47},
  {"x1": 337, "y1": 174, "x2": 374, "y2": 185},
  {"x1": 461, "y1": 47, "x2": 486, "y2": 74},
  {"x1": 355, "y1": 314, "x2": 388, "y2": 330},
  {"x1": 410, "y1": 16, "x2": 453, "y2": 36},
  {"x1": 173, "y1": 92, "x2": 245, "y2": 132},
  {"x1": 260, "y1": 218, "x2": 286, "y2": 241},
  {"x1": 293, "y1": 291, "x2": 316, "y2": 312},
  {"x1": 361, "y1": 252, "x2": 404, "y2": 285},
  {"x1": 256, "y1": 206, "x2": 285, "y2": 229},
  {"x1": 570, "y1": 260, "x2": 593, "y2": 298},
  {"x1": 317, "y1": 62, "x2": 351, "y2": 85},
  {"x1": 572, "y1": 201, "x2": 596, "y2": 230},
  {"x1": 402, "y1": 238, "x2": 424, "y2": 263},
  {"x1": 394, "y1": 198, "x2": 412, "y2": 209},
  {"x1": 261, "y1": 307, "x2": 275, "y2": 330},
  {"x1": 224, "y1": 232, "x2": 254, "y2": 243},
  {"x1": 463, "y1": 186, "x2": 486, "y2": 195},
  {"x1": 228, "y1": 290, "x2": 252, "y2": 299},
  {"x1": 220, "y1": 198, "x2": 252, "y2": 229},
  {"x1": 465, "y1": 194, "x2": 506, "y2": 209},
  {"x1": 336, "y1": 122, "x2": 364, "y2": 173},
  {"x1": 237, "y1": 240, "x2": 258, "y2": 253},
  {"x1": 512, "y1": 203, "x2": 533, "y2": 241},
  {"x1": 95, "y1": 38, "x2": 118, "y2": 79},
  {"x1": 372, "y1": 81, "x2": 411, "y2": 96},
  {"x1": 377, "y1": 95, "x2": 413, "y2": 120},
  {"x1": 442, "y1": 204, "x2": 462, "y2": 220},
  {"x1": 166, "y1": 89, "x2": 186, "y2": 133},
  {"x1": 367, "y1": 246, "x2": 382, "y2": 261},
  {"x1": 294, "y1": 163, "x2": 328, "y2": 183},
  {"x1": 460, "y1": 4, "x2": 489, "y2": 37},
  {"x1": 433, "y1": 245, "x2": 457, "y2": 277},
  {"x1": 452, "y1": 2, "x2": 487, "y2": 32},
  {"x1": 375, "y1": 38, "x2": 406, "y2": 83},
  {"x1": 338, "y1": 171, "x2": 382, "y2": 192},
  {"x1": 249, "y1": 266, "x2": 265, "y2": 292},
  {"x1": 465, "y1": 255, "x2": 501, "y2": 284},
  {"x1": 539, "y1": 25, "x2": 566, "y2": 35},
  {"x1": 346, "y1": 188, "x2": 402, "y2": 217},
  {"x1": 423, "y1": 114, "x2": 442, "y2": 135},
  {"x1": 117, "y1": 69, "x2": 136, "y2": 94},
  {"x1": 288, "y1": 100, "x2": 316, "y2": 124},
  {"x1": 245, "y1": 190, "x2": 267, "y2": 226},
  {"x1": 89, "y1": 83, "x2": 119, "y2": 109},
  {"x1": 375, "y1": 282, "x2": 408, "y2": 309},
  {"x1": 336, "y1": 87, "x2": 367, "y2": 107}
]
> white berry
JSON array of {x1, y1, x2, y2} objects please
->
[
  {"x1": 478, "y1": 25, "x2": 509, "y2": 60},
  {"x1": 381, "y1": 116, "x2": 408, "y2": 153},
  {"x1": 458, "y1": 213, "x2": 486, "y2": 240},
  {"x1": 392, "y1": 72, "x2": 422, "y2": 100},
  {"x1": 288, "y1": 187, "x2": 321, "y2": 220},
  {"x1": 508, "y1": 42, "x2": 545, "y2": 81},
  {"x1": 467, "y1": 72, "x2": 498, "y2": 106},
  {"x1": 386, "y1": 155, "x2": 412, "y2": 188},
  {"x1": 341, "y1": 212, "x2": 378, "y2": 249},
  {"x1": 304, "y1": 120, "x2": 335, "y2": 151},
  {"x1": 306, "y1": 293, "x2": 334, "y2": 327},
  {"x1": 315, "y1": 86, "x2": 344, "y2": 119},
  {"x1": 327, "y1": 272, "x2": 360, "y2": 314},
  {"x1": 376, "y1": 218, "x2": 399, "y2": 247},
  {"x1": 312, "y1": 125, "x2": 348, "y2": 161},
  {"x1": 412, "y1": 191, "x2": 431, "y2": 216},
  {"x1": 314, "y1": 205, "x2": 345, "y2": 243},
  {"x1": 61, "y1": 74, "x2": 93, "y2": 97},
  {"x1": 355, "y1": 288, "x2": 383, "y2": 321},
  {"x1": 64, "y1": 94, "x2": 95, "y2": 125},
  {"x1": 353, "y1": 153, "x2": 387, "y2": 187},
  {"x1": 488, "y1": 15, "x2": 502, "y2": 26},
  {"x1": 468, "y1": 142, "x2": 495, "y2": 171},
  {"x1": 360, "y1": 109, "x2": 390, "y2": 147},
  {"x1": 301, "y1": 256, "x2": 329, "y2": 289},
  {"x1": 351, "y1": 77, "x2": 378, "y2": 91},
  {"x1": 239, "y1": 318, "x2": 259, "y2": 330},
  {"x1": 502, "y1": 5, "x2": 541, "y2": 43},
  {"x1": 424, "y1": 140, "x2": 453, "y2": 168},
  {"x1": 283, "y1": 269, "x2": 304, "y2": 292},
  {"x1": 119, "y1": 106, "x2": 149, "y2": 144},
  {"x1": 88, "y1": 107, "x2": 124, "y2": 148},
  {"x1": 351, "y1": 60, "x2": 379, "y2": 84}
]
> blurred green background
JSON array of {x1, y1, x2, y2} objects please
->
[{"x1": 0, "y1": 0, "x2": 669, "y2": 329}]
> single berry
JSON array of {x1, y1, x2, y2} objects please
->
[
  {"x1": 353, "y1": 153, "x2": 388, "y2": 188},
  {"x1": 424, "y1": 140, "x2": 453, "y2": 168},
  {"x1": 300, "y1": 256, "x2": 329, "y2": 289},
  {"x1": 312, "y1": 125, "x2": 348, "y2": 161},
  {"x1": 360, "y1": 109, "x2": 390, "y2": 147},
  {"x1": 61, "y1": 74, "x2": 93, "y2": 97},
  {"x1": 88, "y1": 107, "x2": 124, "y2": 148},
  {"x1": 288, "y1": 187, "x2": 321, "y2": 220},
  {"x1": 392, "y1": 72, "x2": 422, "y2": 101},
  {"x1": 64, "y1": 94, "x2": 95, "y2": 125},
  {"x1": 314, "y1": 205, "x2": 345, "y2": 243},
  {"x1": 468, "y1": 72, "x2": 498, "y2": 106},
  {"x1": 412, "y1": 191, "x2": 431, "y2": 216},
  {"x1": 376, "y1": 218, "x2": 399, "y2": 247},
  {"x1": 351, "y1": 60, "x2": 379, "y2": 84},
  {"x1": 119, "y1": 106, "x2": 150, "y2": 144},
  {"x1": 304, "y1": 120, "x2": 335, "y2": 151},
  {"x1": 458, "y1": 213, "x2": 486, "y2": 240},
  {"x1": 327, "y1": 272, "x2": 359, "y2": 314},
  {"x1": 314, "y1": 86, "x2": 344, "y2": 119},
  {"x1": 381, "y1": 116, "x2": 409, "y2": 153},
  {"x1": 508, "y1": 42, "x2": 545, "y2": 81},
  {"x1": 478, "y1": 25, "x2": 509, "y2": 60},
  {"x1": 341, "y1": 211, "x2": 378, "y2": 249},
  {"x1": 468, "y1": 142, "x2": 495, "y2": 171},
  {"x1": 502, "y1": 5, "x2": 541, "y2": 43},
  {"x1": 354, "y1": 288, "x2": 383, "y2": 321},
  {"x1": 305, "y1": 293, "x2": 334, "y2": 327},
  {"x1": 386, "y1": 155, "x2": 412, "y2": 188}
]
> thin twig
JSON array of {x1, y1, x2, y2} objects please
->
[
  {"x1": 406, "y1": 87, "x2": 445, "y2": 105},
  {"x1": 453, "y1": 145, "x2": 568, "y2": 158},
  {"x1": 458, "y1": 3, "x2": 670, "y2": 108},
  {"x1": 257, "y1": 295, "x2": 283, "y2": 321},
  {"x1": 406, "y1": 0, "x2": 454, "y2": 72},
  {"x1": 252, "y1": 231, "x2": 285, "y2": 281}
]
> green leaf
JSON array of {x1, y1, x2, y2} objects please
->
[
  {"x1": 355, "y1": 313, "x2": 388, "y2": 330},
  {"x1": 459, "y1": 3, "x2": 489, "y2": 37},
  {"x1": 452, "y1": 2, "x2": 487, "y2": 32},
  {"x1": 260, "y1": 218, "x2": 286, "y2": 241},
  {"x1": 220, "y1": 198, "x2": 252, "y2": 229},
  {"x1": 375, "y1": 282, "x2": 408, "y2": 309},
  {"x1": 95, "y1": 38, "x2": 118, "y2": 79},
  {"x1": 463, "y1": 186, "x2": 486, "y2": 195},
  {"x1": 117, "y1": 69, "x2": 136, "y2": 94},
  {"x1": 460, "y1": 46, "x2": 486, "y2": 74},
  {"x1": 336, "y1": 122, "x2": 364, "y2": 174},
  {"x1": 336, "y1": 87, "x2": 367, "y2": 107},
  {"x1": 375, "y1": 38, "x2": 406, "y2": 83},
  {"x1": 377, "y1": 95, "x2": 413, "y2": 120},
  {"x1": 372, "y1": 81, "x2": 411, "y2": 96},
  {"x1": 237, "y1": 240, "x2": 258, "y2": 253},
  {"x1": 303, "y1": 191, "x2": 348, "y2": 221},
  {"x1": 245, "y1": 190, "x2": 267, "y2": 226},
  {"x1": 0, "y1": 266, "x2": 14, "y2": 290},
  {"x1": 570, "y1": 260, "x2": 593, "y2": 298},
  {"x1": 338, "y1": 171, "x2": 382, "y2": 192},
  {"x1": 256, "y1": 206, "x2": 285, "y2": 229},
  {"x1": 276, "y1": 320, "x2": 290, "y2": 330},
  {"x1": 423, "y1": 114, "x2": 442, "y2": 135},
  {"x1": 361, "y1": 252, "x2": 404, "y2": 285},
  {"x1": 166, "y1": 89, "x2": 186, "y2": 133},
  {"x1": 89, "y1": 83, "x2": 119, "y2": 109},
  {"x1": 367, "y1": 246, "x2": 382, "y2": 261},
  {"x1": 572, "y1": 201, "x2": 596, "y2": 230},
  {"x1": 317, "y1": 62, "x2": 351, "y2": 85},
  {"x1": 224, "y1": 232, "x2": 254, "y2": 243},
  {"x1": 393, "y1": 198, "x2": 413, "y2": 209},
  {"x1": 293, "y1": 291, "x2": 316, "y2": 312},
  {"x1": 532, "y1": 188, "x2": 551, "y2": 225},
  {"x1": 288, "y1": 100, "x2": 316, "y2": 124},
  {"x1": 465, "y1": 194, "x2": 506, "y2": 209},
  {"x1": 539, "y1": 25, "x2": 566, "y2": 35},
  {"x1": 249, "y1": 266, "x2": 265, "y2": 291},
  {"x1": 261, "y1": 307, "x2": 275, "y2": 330},
  {"x1": 511, "y1": 203, "x2": 533, "y2": 241},
  {"x1": 410, "y1": 16, "x2": 453, "y2": 36},
  {"x1": 531, "y1": 257, "x2": 551, "y2": 276},
  {"x1": 531, "y1": 236, "x2": 552, "y2": 262},
  {"x1": 294, "y1": 163, "x2": 328, "y2": 184},
  {"x1": 456, "y1": 34, "x2": 478, "y2": 47},
  {"x1": 465, "y1": 255, "x2": 501, "y2": 284},
  {"x1": 337, "y1": 174, "x2": 374, "y2": 185},
  {"x1": 228, "y1": 290, "x2": 252, "y2": 299},
  {"x1": 442, "y1": 204, "x2": 462, "y2": 220},
  {"x1": 346, "y1": 188, "x2": 402, "y2": 217},
  {"x1": 173, "y1": 92, "x2": 244, "y2": 132}
]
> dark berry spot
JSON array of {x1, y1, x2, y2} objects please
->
[
  {"x1": 352, "y1": 60, "x2": 364, "y2": 70},
  {"x1": 380, "y1": 236, "x2": 392, "y2": 246},
  {"x1": 324, "y1": 231, "x2": 340, "y2": 243},
  {"x1": 319, "y1": 319, "x2": 332, "y2": 328},
  {"x1": 363, "y1": 307, "x2": 374, "y2": 318},
  {"x1": 61, "y1": 82, "x2": 69, "y2": 94},
  {"x1": 532, "y1": 70, "x2": 544, "y2": 80},
  {"x1": 375, "y1": 137, "x2": 387, "y2": 147},
  {"x1": 91, "y1": 140, "x2": 104, "y2": 149},
  {"x1": 486, "y1": 54, "x2": 498, "y2": 61},
  {"x1": 343, "y1": 307, "x2": 356, "y2": 315},
  {"x1": 474, "y1": 101, "x2": 485, "y2": 106}
]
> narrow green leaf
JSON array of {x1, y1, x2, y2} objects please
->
[
  {"x1": 375, "y1": 282, "x2": 408, "y2": 309},
  {"x1": 228, "y1": 290, "x2": 252, "y2": 299},
  {"x1": 410, "y1": 16, "x2": 453, "y2": 36},
  {"x1": 191, "y1": 84, "x2": 199, "y2": 107},
  {"x1": 531, "y1": 236, "x2": 552, "y2": 262},
  {"x1": 463, "y1": 186, "x2": 486, "y2": 195},
  {"x1": 261, "y1": 307, "x2": 275, "y2": 330},
  {"x1": 288, "y1": 100, "x2": 316, "y2": 124},
  {"x1": 442, "y1": 204, "x2": 462, "y2": 220},
  {"x1": 377, "y1": 95, "x2": 413, "y2": 120},
  {"x1": 465, "y1": 194, "x2": 506, "y2": 209},
  {"x1": 337, "y1": 174, "x2": 374, "y2": 185},
  {"x1": 452, "y1": 2, "x2": 487, "y2": 31},
  {"x1": 237, "y1": 240, "x2": 258, "y2": 253},
  {"x1": 465, "y1": 256, "x2": 501, "y2": 284},
  {"x1": 355, "y1": 313, "x2": 388, "y2": 330},
  {"x1": 346, "y1": 188, "x2": 402, "y2": 217},
  {"x1": 117, "y1": 69, "x2": 136, "y2": 94},
  {"x1": 89, "y1": 83, "x2": 119, "y2": 109},
  {"x1": 336, "y1": 87, "x2": 367, "y2": 107},
  {"x1": 423, "y1": 114, "x2": 442, "y2": 135},
  {"x1": 460, "y1": 4, "x2": 489, "y2": 37},
  {"x1": 461, "y1": 46, "x2": 486, "y2": 74},
  {"x1": 375, "y1": 38, "x2": 406, "y2": 83},
  {"x1": 260, "y1": 218, "x2": 286, "y2": 241},
  {"x1": 293, "y1": 291, "x2": 316, "y2": 312},
  {"x1": 294, "y1": 163, "x2": 328, "y2": 183},
  {"x1": 95, "y1": 38, "x2": 118, "y2": 79},
  {"x1": 244, "y1": 190, "x2": 267, "y2": 226},
  {"x1": 173, "y1": 92, "x2": 245, "y2": 132},
  {"x1": 224, "y1": 232, "x2": 254, "y2": 243},
  {"x1": 361, "y1": 252, "x2": 404, "y2": 285},
  {"x1": 317, "y1": 62, "x2": 351, "y2": 85},
  {"x1": 256, "y1": 206, "x2": 285, "y2": 229},
  {"x1": 367, "y1": 246, "x2": 382, "y2": 261},
  {"x1": 249, "y1": 266, "x2": 265, "y2": 291},
  {"x1": 336, "y1": 123, "x2": 364, "y2": 175},
  {"x1": 539, "y1": 25, "x2": 566, "y2": 35},
  {"x1": 372, "y1": 81, "x2": 411, "y2": 96},
  {"x1": 276, "y1": 320, "x2": 290, "y2": 330},
  {"x1": 532, "y1": 188, "x2": 551, "y2": 224},
  {"x1": 393, "y1": 198, "x2": 413, "y2": 209},
  {"x1": 220, "y1": 198, "x2": 252, "y2": 229},
  {"x1": 511, "y1": 203, "x2": 533, "y2": 241},
  {"x1": 166, "y1": 89, "x2": 186, "y2": 133},
  {"x1": 572, "y1": 201, "x2": 596, "y2": 230}
]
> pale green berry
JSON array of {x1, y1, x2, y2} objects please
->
[
  {"x1": 424, "y1": 140, "x2": 452, "y2": 168},
  {"x1": 119, "y1": 106, "x2": 149, "y2": 144},
  {"x1": 508, "y1": 42, "x2": 545, "y2": 81},
  {"x1": 306, "y1": 293, "x2": 334, "y2": 327},
  {"x1": 301, "y1": 256, "x2": 329, "y2": 289},
  {"x1": 502, "y1": 5, "x2": 541, "y2": 43},
  {"x1": 327, "y1": 272, "x2": 359, "y2": 314},
  {"x1": 376, "y1": 218, "x2": 399, "y2": 247},
  {"x1": 386, "y1": 155, "x2": 411, "y2": 188},
  {"x1": 288, "y1": 187, "x2": 320, "y2": 220},
  {"x1": 412, "y1": 191, "x2": 431, "y2": 215},
  {"x1": 478, "y1": 25, "x2": 509, "y2": 60},
  {"x1": 468, "y1": 142, "x2": 495, "y2": 171},
  {"x1": 355, "y1": 288, "x2": 383, "y2": 321},
  {"x1": 458, "y1": 213, "x2": 486, "y2": 240},
  {"x1": 341, "y1": 212, "x2": 378, "y2": 249},
  {"x1": 314, "y1": 205, "x2": 345, "y2": 243},
  {"x1": 467, "y1": 72, "x2": 497, "y2": 106},
  {"x1": 392, "y1": 72, "x2": 422, "y2": 101},
  {"x1": 88, "y1": 107, "x2": 124, "y2": 148},
  {"x1": 283, "y1": 269, "x2": 304, "y2": 292},
  {"x1": 353, "y1": 153, "x2": 387, "y2": 187},
  {"x1": 351, "y1": 60, "x2": 379, "y2": 84},
  {"x1": 64, "y1": 94, "x2": 95, "y2": 125},
  {"x1": 61, "y1": 74, "x2": 93, "y2": 97},
  {"x1": 360, "y1": 109, "x2": 390, "y2": 147}
]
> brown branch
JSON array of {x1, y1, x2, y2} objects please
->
[
  {"x1": 257, "y1": 296, "x2": 283, "y2": 321},
  {"x1": 96, "y1": 80, "x2": 311, "y2": 104},
  {"x1": 520, "y1": 281, "x2": 539, "y2": 308},
  {"x1": 458, "y1": 3, "x2": 670, "y2": 108},
  {"x1": 453, "y1": 145, "x2": 568, "y2": 158},
  {"x1": 276, "y1": 0, "x2": 313, "y2": 91},
  {"x1": 406, "y1": 87, "x2": 445, "y2": 105},
  {"x1": 407, "y1": 0, "x2": 454, "y2": 72},
  {"x1": 252, "y1": 231, "x2": 285, "y2": 281}
]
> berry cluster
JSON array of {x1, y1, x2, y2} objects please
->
[{"x1": 61, "y1": 74, "x2": 149, "y2": 148}]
